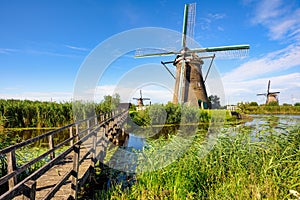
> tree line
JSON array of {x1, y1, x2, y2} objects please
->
[{"x1": 238, "y1": 101, "x2": 300, "y2": 114}]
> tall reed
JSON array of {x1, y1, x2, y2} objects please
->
[{"x1": 96, "y1": 121, "x2": 300, "y2": 199}]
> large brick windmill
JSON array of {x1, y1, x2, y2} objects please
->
[
  {"x1": 135, "y1": 3, "x2": 249, "y2": 108},
  {"x1": 257, "y1": 80, "x2": 280, "y2": 104}
]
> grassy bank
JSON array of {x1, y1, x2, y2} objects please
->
[
  {"x1": 94, "y1": 122, "x2": 300, "y2": 199},
  {"x1": 238, "y1": 104, "x2": 300, "y2": 115}
]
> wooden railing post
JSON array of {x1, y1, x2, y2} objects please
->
[
  {"x1": 69, "y1": 126, "x2": 74, "y2": 146},
  {"x1": 23, "y1": 180, "x2": 36, "y2": 200},
  {"x1": 48, "y1": 134, "x2": 55, "y2": 160},
  {"x1": 75, "y1": 123, "x2": 79, "y2": 142},
  {"x1": 71, "y1": 144, "x2": 80, "y2": 200},
  {"x1": 94, "y1": 116, "x2": 98, "y2": 126},
  {"x1": 91, "y1": 131, "x2": 97, "y2": 166},
  {"x1": 6, "y1": 150, "x2": 17, "y2": 190},
  {"x1": 89, "y1": 116, "x2": 98, "y2": 185},
  {"x1": 87, "y1": 119, "x2": 90, "y2": 135},
  {"x1": 90, "y1": 128, "x2": 97, "y2": 182}
]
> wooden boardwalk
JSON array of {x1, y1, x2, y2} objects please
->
[
  {"x1": 0, "y1": 110, "x2": 128, "y2": 200},
  {"x1": 14, "y1": 145, "x2": 91, "y2": 200}
]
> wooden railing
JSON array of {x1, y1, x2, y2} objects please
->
[{"x1": 0, "y1": 109, "x2": 128, "y2": 200}]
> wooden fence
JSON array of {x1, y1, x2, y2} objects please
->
[{"x1": 0, "y1": 109, "x2": 128, "y2": 200}]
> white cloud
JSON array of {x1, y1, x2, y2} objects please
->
[
  {"x1": 94, "y1": 84, "x2": 173, "y2": 104},
  {"x1": 222, "y1": 41, "x2": 300, "y2": 105},
  {"x1": 223, "y1": 73, "x2": 300, "y2": 104},
  {"x1": 0, "y1": 48, "x2": 18, "y2": 54},
  {"x1": 252, "y1": 0, "x2": 285, "y2": 23},
  {"x1": 227, "y1": 0, "x2": 300, "y2": 105},
  {"x1": 251, "y1": 0, "x2": 300, "y2": 42},
  {"x1": 208, "y1": 13, "x2": 226, "y2": 20},
  {"x1": 0, "y1": 91, "x2": 72, "y2": 102},
  {"x1": 222, "y1": 44, "x2": 300, "y2": 82},
  {"x1": 198, "y1": 13, "x2": 226, "y2": 31},
  {"x1": 65, "y1": 45, "x2": 89, "y2": 51}
]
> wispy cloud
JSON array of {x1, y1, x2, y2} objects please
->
[
  {"x1": 222, "y1": 44, "x2": 300, "y2": 82},
  {"x1": 26, "y1": 49, "x2": 79, "y2": 58},
  {"x1": 0, "y1": 48, "x2": 18, "y2": 54},
  {"x1": 251, "y1": 0, "x2": 300, "y2": 41},
  {"x1": 222, "y1": 42, "x2": 300, "y2": 104},
  {"x1": 224, "y1": 0, "x2": 300, "y2": 104},
  {"x1": 65, "y1": 45, "x2": 89, "y2": 51},
  {"x1": 0, "y1": 91, "x2": 73, "y2": 102},
  {"x1": 198, "y1": 13, "x2": 226, "y2": 31},
  {"x1": 208, "y1": 13, "x2": 226, "y2": 20}
]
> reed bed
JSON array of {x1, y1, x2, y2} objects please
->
[{"x1": 95, "y1": 121, "x2": 300, "y2": 199}]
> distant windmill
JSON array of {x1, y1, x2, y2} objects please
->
[
  {"x1": 257, "y1": 80, "x2": 280, "y2": 104},
  {"x1": 135, "y1": 3, "x2": 249, "y2": 109},
  {"x1": 133, "y1": 90, "x2": 150, "y2": 107}
]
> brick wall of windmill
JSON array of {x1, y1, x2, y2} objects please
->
[{"x1": 173, "y1": 55, "x2": 210, "y2": 108}]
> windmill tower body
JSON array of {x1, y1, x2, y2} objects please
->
[
  {"x1": 266, "y1": 94, "x2": 278, "y2": 104},
  {"x1": 136, "y1": 99, "x2": 144, "y2": 107},
  {"x1": 173, "y1": 55, "x2": 209, "y2": 108}
]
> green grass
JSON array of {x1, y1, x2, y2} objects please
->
[
  {"x1": 239, "y1": 105, "x2": 300, "y2": 115},
  {"x1": 94, "y1": 121, "x2": 300, "y2": 200}
]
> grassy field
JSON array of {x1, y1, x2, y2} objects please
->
[{"x1": 91, "y1": 119, "x2": 300, "y2": 200}]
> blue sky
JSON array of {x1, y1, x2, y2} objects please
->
[{"x1": 1, "y1": 0, "x2": 300, "y2": 105}]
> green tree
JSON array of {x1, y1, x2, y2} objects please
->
[
  {"x1": 165, "y1": 102, "x2": 181, "y2": 124},
  {"x1": 267, "y1": 101, "x2": 279, "y2": 106},
  {"x1": 294, "y1": 102, "x2": 300, "y2": 106},
  {"x1": 249, "y1": 102, "x2": 258, "y2": 106},
  {"x1": 148, "y1": 104, "x2": 167, "y2": 125},
  {"x1": 99, "y1": 93, "x2": 121, "y2": 113},
  {"x1": 209, "y1": 95, "x2": 221, "y2": 109},
  {"x1": 282, "y1": 103, "x2": 292, "y2": 106}
]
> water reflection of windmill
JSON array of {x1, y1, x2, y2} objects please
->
[
  {"x1": 133, "y1": 90, "x2": 151, "y2": 108},
  {"x1": 257, "y1": 80, "x2": 280, "y2": 104},
  {"x1": 135, "y1": 3, "x2": 249, "y2": 108}
]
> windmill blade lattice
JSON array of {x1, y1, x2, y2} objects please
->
[
  {"x1": 135, "y1": 47, "x2": 178, "y2": 58},
  {"x1": 186, "y1": 3, "x2": 196, "y2": 47},
  {"x1": 188, "y1": 44, "x2": 250, "y2": 59},
  {"x1": 135, "y1": 44, "x2": 250, "y2": 59}
]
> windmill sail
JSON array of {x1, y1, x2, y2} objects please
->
[
  {"x1": 134, "y1": 2, "x2": 250, "y2": 107},
  {"x1": 135, "y1": 44, "x2": 249, "y2": 58},
  {"x1": 188, "y1": 44, "x2": 250, "y2": 58},
  {"x1": 186, "y1": 3, "x2": 196, "y2": 47},
  {"x1": 135, "y1": 48, "x2": 179, "y2": 58}
]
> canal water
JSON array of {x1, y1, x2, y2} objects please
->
[
  {"x1": 1, "y1": 114, "x2": 299, "y2": 151},
  {"x1": 246, "y1": 114, "x2": 300, "y2": 126}
]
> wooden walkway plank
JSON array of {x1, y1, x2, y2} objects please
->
[{"x1": 0, "y1": 110, "x2": 128, "y2": 200}]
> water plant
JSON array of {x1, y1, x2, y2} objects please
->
[{"x1": 93, "y1": 117, "x2": 300, "y2": 199}]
